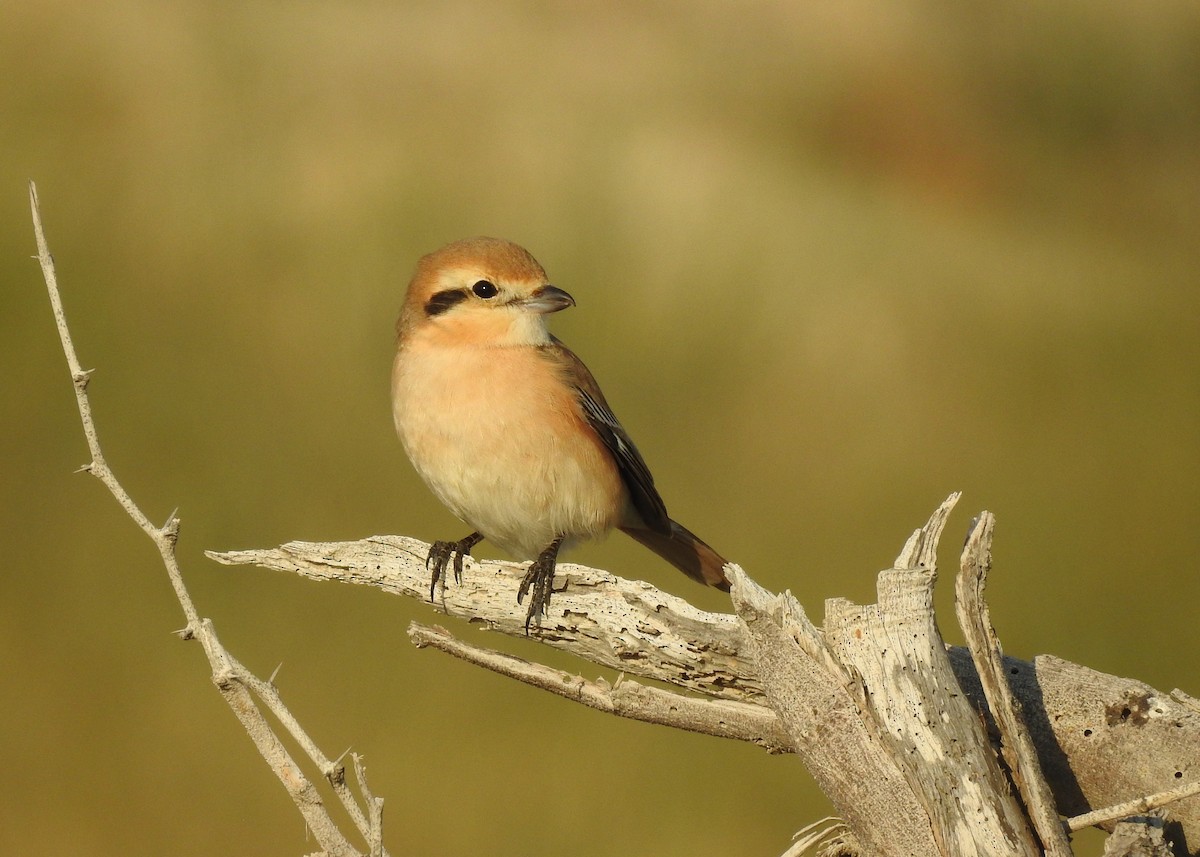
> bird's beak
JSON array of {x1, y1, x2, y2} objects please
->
[{"x1": 522, "y1": 285, "x2": 575, "y2": 314}]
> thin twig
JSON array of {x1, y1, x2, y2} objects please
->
[
  {"x1": 30, "y1": 181, "x2": 381, "y2": 857},
  {"x1": 407, "y1": 621, "x2": 793, "y2": 753},
  {"x1": 220, "y1": 646, "x2": 377, "y2": 838},
  {"x1": 30, "y1": 181, "x2": 200, "y2": 630},
  {"x1": 1064, "y1": 778, "x2": 1200, "y2": 833},
  {"x1": 351, "y1": 754, "x2": 385, "y2": 857}
]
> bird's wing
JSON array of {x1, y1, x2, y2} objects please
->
[{"x1": 544, "y1": 340, "x2": 671, "y2": 534}]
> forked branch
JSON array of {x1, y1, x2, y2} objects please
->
[{"x1": 30, "y1": 182, "x2": 384, "y2": 857}]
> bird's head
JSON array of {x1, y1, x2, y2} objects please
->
[{"x1": 398, "y1": 237, "x2": 574, "y2": 347}]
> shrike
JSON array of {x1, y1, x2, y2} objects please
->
[{"x1": 392, "y1": 237, "x2": 729, "y2": 629}]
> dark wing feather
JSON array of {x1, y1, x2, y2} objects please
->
[{"x1": 544, "y1": 340, "x2": 671, "y2": 534}]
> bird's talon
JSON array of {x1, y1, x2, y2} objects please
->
[
  {"x1": 517, "y1": 536, "x2": 564, "y2": 635},
  {"x1": 425, "y1": 532, "x2": 483, "y2": 602}
]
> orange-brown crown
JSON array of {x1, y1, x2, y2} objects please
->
[{"x1": 397, "y1": 237, "x2": 550, "y2": 337}]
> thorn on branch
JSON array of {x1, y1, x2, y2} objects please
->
[
  {"x1": 161, "y1": 510, "x2": 181, "y2": 545},
  {"x1": 326, "y1": 756, "x2": 348, "y2": 787},
  {"x1": 33, "y1": 181, "x2": 382, "y2": 854},
  {"x1": 212, "y1": 667, "x2": 236, "y2": 691}
]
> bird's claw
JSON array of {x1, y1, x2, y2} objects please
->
[
  {"x1": 426, "y1": 532, "x2": 483, "y2": 601},
  {"x1": 516, "y1": 537, "x2": 565, "y2": 634}
]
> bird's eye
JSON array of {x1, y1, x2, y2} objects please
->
[{"x1": 472, "y1": 280, "x2": 499, "y2": 299}]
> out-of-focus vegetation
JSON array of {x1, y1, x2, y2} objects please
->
[{"x1": 2, "y1": 2, "x2": 1197, "y2": 855}]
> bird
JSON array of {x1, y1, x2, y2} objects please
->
[{"x1": 391, "y1": 237, "x2": 730, "y2": 630}]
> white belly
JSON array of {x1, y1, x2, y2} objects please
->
[{"x1": 392, "y1": 341, "x2": 623, "y2": 558}]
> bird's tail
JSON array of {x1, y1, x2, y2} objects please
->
[{"x1": 620, "y1": 519, "x2": 731, "y2": 591}]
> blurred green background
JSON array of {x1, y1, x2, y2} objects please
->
[{"x1": 3, "y1": 1, "x2": 1198, "y2": 855}]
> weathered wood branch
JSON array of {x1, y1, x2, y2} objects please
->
[
  {"x1": 957, "y1": 513, "x2": 1072, "y2": 855},
  {"x1": 815, "y1": 497, "x2": 1040, "y2": 855},
  {"x1": 210, "y1": 503, "x2": 1200, "y2": 855},
  {"x1": 733, "y1": 564, "x2": 943, "y2": 856},
  {"x1": 407, "y1": 621, "x2": 792, "y2": 753},
  {"x1": 210, "y1": 535, "x2": 756, "y2": 701}
]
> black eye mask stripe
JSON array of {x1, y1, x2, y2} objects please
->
[{"x1": 425, "y1": 289, "x2": 469, "y2": 317}]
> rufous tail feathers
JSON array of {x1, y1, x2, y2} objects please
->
[{"x1": 620, "y1": 520, "x2": 730, "y2": 591}]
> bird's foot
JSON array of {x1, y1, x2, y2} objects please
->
[
  {"x1": 517, "y1": 537, "x2": 565, "y2": 634},
  {"x1": 426, "y1": 532, "x2": 484, "y2": 601}
]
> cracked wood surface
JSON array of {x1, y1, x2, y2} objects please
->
[{"x1": 210, "y1": 532, "x2": 1200, "y2": 853}]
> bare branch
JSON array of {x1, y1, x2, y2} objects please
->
[
  {"x1": 1065, "y1": 778, "x2": 1200, "y2": 833},
  {"x1": 209, "y1": 537, "x2": 758, "y2": 702},
  {"x1": 213, "y1": 524, "x2": 1200, "y2": 851},
  {"x1": 200, "y1": 620, "x2": 357, "y2": 856},
  {"x1": 956, "y1": 513, "x2": 1072, "y2": 856},
  {"x1": 30, "y1": 182, "x2": 380, "y2": 857},
  {"x1": 31, "y1": 180, "x2": 200, "y2": 631},
  {"x1": 350, "y1": 754, "x2": 385, "y2": 857},
  {"x1": 216, "y1": 642, "x2": 380, "y2": 839},
  {"x1": 408, "y1": 621, "x2": 792, "y2": 752}
]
